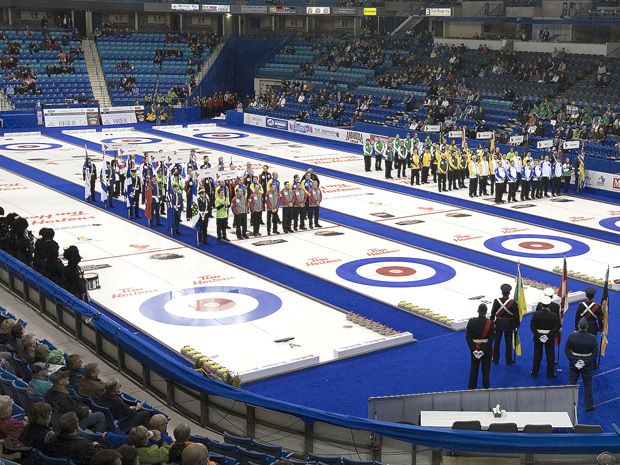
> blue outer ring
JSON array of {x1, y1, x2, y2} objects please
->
[
  {"x1": 483, "y1": 234, "x2": 590, "y2": 258},
  {"x1": 194, "y1": 132, "x2": 248, "y2": 140},
  {"x1": 599, "y1": 217, "x2": 620, "y2": 233},
  {"x1": 101, "y1": 137, "x2": 162, "y2": 145},
  {"x1": 335, "y1": 257, "x2": 456, "y2": 287},
  {"x1": 139, "y1": 286, "x2": 282, "y2": 326},
  {"x1": 0, "y1": 142, "x2": 62, "y2": 151}
]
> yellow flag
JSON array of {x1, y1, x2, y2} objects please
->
[
  {"x1": 490, "y1": 134, "x2": 495, "y2": 152},
  {"x1": 579, "y1": 161, "x2": 585, "y2": 190},
  {"x1": 512, "y1": 262, "x2": 527, "y2": 356}
]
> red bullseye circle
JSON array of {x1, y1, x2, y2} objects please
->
[
  {"x1": 519, "y1": 241, "x2": 554, "y2": 250},
  {"x1": 190, "y1": 298, "x2": 235, "y2": 312},
  {"x1": 19, "y1": 144, "x2": 40, "y2": 148},
  {"x1": 376, "y1": 266, "x2": 417, "y2": 277}
]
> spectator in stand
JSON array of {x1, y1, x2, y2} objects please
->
[
  {"x1": 90, "y1": 449, "x2": 123, "y2": 465},
  {"x1": 78, "y1": 362, "x2": 106, "y2": 398},
  {"x1": 181, "y1": 442, "x2": 214, "y2": 465},
  {"x1": 45, "y1": 369, "x2": 106, "y2": 433},
  {"x1": 44, "y1": 412, "x2": 104, "y2": 465},
  {"x1": 150, "y1": 414, "x2": 172, "y2": 444},
  {"x1": 117, "y1": 444, "x2": 139, "y2": 465},
  {"x1": 61, "y1": 353, "x2": 84, "y2": 387},
  {"x1": 128, "y1": 425, "x2": 170, "y2": 465},
  {"x1": 98, "y1": 378, "x2": 151, "y2": 432},
  {"x1": 168, "y1": 423, "x2": 192, "y2": 464},
  {"x1": 20, "y1": 402, "x2": 53, "y2": 449},
  {"x1": 0, "y1": 395, "x2": 24, "y2": 439},
  {"x1": 29, "y1": 362, "x2": 53, "y2": 398}
]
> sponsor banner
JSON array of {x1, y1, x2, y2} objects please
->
[
  {"x1": 306, "y1": 6, "x2": 331, "y2": 14},
  {"x1": 563, "y1": 140, "x2": 580, "y2": 150},
  {"x1": 423, "y1": 124, "x2": 441, "y2": 133},
  {"x1": 243, "y1": 113, "x2": 266, "y2": 127},
  {"x1": 171, "y1": 3, "x2": 199, "y2": 10},
  {"x1": 187, "y1": 123, "x2": 217, "y2": 129},
  {"x1": 363, "y1": 7, "x2": 377, "y2": 15},
  {"x1": 537, "y1": 139, "x2": 554, "y2": 149},
  {"x1": 289, "y1": 121, "x2": 314, "y2": 135},
  {"x1": 268, "y1": 6, "x2": 296, "y2": 13},
  {"x1": 162, "y1": 124, "x2": 184, "y2": 129},
  {"x1": 476, "y1": 131, "x2": 494, "y2": 140},
  {"x1": 202, "y1": 4, "x2": 231, "y2": 12},
  {"x1": 3, "y1": 131, "x2": 41, "y2": 137},
  {"x1": 266, "y1": 117, "x2": 289, "y2": 130},
  {"x1": 584, "y1": 169, "x2": 620, "y2": 193},
  {"x1": 332, "y1": 7, "x2": 357, "y2": 15},
  {"x1": 448, "y1": 130, "x2": 464, "y2": 138},
  {"x1": 62, "y1": 129, "x2": 97, "y2": 135},
  {"x1": 240, "y1": 5, "x2": 269, "y2": 13},
  {"x1": 345, "y1": 130, "x2": 364, "y2": 145},
  {"x1": 426, "y1": 7, "x2": 452, "y2": 15},
  {"x1": 43, "y1": 107, "x2": 100, "y2": 128},
  {"x1": 509, "y1": 135, "x2": 524, "y2": 145},
  {"x1": 100, "y1": 106, "x2": 145, "y2": 126}
]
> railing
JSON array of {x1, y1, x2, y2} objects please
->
[{"x1": 1, "y1": 234, "x2": 620, "y2": 464}]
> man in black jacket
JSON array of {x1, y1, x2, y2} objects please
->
[
  {"x1": 466, "y1": 304, "x2": 495, "y2": 389},
  {"x1": 565, "y1": 318, "x2": 598, "y2": 411},
  {"x1": 44, "y1": 412, "x2": 103, "y2": 465},
  {"x1": 531, "y1": 295, "x2": 561, "y2": 378},
  {"x1": 490, "y1": 283, "x2": 520, "y2": 365}
]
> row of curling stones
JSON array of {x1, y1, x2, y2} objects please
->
[
  {"x1": 181, "y1": 346, "x2": 241, "y2": 387},
  {"x1": 552, "y1": 266, "x2": 612, "y2": 287},
  {"x1": 397, "y1": 301, "x2": 453, "y2": 326},
  {"x1": 346, "y1": 312, "x2": 401, "y2": 335}
]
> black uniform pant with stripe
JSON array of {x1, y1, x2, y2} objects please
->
[
  {"x1": 532, "y1": 339, "x2": 555, "y2": 377},
  {"x1": 468, "y1": 351, "x2": 492, "y2": 389}
]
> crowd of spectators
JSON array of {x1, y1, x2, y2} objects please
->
[
  {"x1": 0, "y1": 211, "x2": 88, "y2": 302},
  {"x1": 193, "y1": 91, "x2": 239, "y2": 118},
  {"x1": 94, "y1": 23, "x2": 133, "y2": 39}
]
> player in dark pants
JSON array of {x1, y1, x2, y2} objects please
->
[
  {"x1": 491, "y1": 283, "x2": 519, "y2": 364},
  {"x1": 565, "y1": 318, "x2": 598, "y2": 411},
  {"x1": 530, "y1": 297, "x2": 561, "y2": 378},
  {"x1": 466, "y1": 304, "x2": 494, "y2": 389}
]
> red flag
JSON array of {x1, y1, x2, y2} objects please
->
[
  {"x1": 556, "y1": 257, "x2": 569, "y2": 345},
  {"x1": 145, "y1": 177, "x2": 153, "y2": 221}
]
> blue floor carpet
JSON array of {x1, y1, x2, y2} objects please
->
[{"x1": 4, "y1": 126, "x2": 617, "y2": 430}]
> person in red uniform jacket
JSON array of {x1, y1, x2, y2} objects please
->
[
  {"x1": 280, "y1": 181, "x2": 294, "y2": 233},
  {"x1": 231, "y1": 187, "x2": 249, "y2": 239},
  {"x1": 490, "y1": 283, "x2": 520, "y2": 365},
  {"x1": 292, "y1": 183, "x2": 307, "y2": 231},
  {"x1": 249, "y1": 187, "x2": 263, "y2": 237},
  {"x1": 307, "y1": 181, "x2": 322, "y2": 229},
  {"x1": 265, "y1": 183, "x2": 281, "y2": 235}
]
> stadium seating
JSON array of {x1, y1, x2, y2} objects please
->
[
  {"x1": 0, "y1": 29, "x2": 93, "y2": 110},
  {"x1": 97, "y1": 32, "x2": 209, "y2": 106}
]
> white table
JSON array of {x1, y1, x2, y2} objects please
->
[{"x1": 420, "y1": 411, "x2": 573, "y2": 430}]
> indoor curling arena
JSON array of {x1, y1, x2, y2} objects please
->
[{"x1": 0, "y1": 8, "x2": 620, "y2": 465}]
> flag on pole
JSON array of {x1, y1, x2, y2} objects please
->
[
  {"x1": 83, "y1": 145, "x2": 90, "y2": 200},
  {"x1": 461, "y1": 126, "x2": 468, "y2": 150},
  {"x1": 490, "y1": 133, "x2": 495, "y2": 152},
  {"x1": 124, "y1": 159, "x2": 133, "y2": 212},
  {"x1": 556, "y1": 256, "x2": 569, "y2": 346},
  {"x1": 578, "y1": 161, "x2": 586, "y2": 191},
  {"x1": 166, "y1": 170, "x2": 175, "y2": 235},
  {"x1": 144, "y1": 175, "x2": 153, "y2": 223},
  {"x1": 601, "y1": 265, "x2": 610, "y2": 356},
  {"x1": 512, "y1": 262, "x2": 527, "y2": 356},
  {"x1": 100, "y1": 147, "x2": 108, "y2": 206}
]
